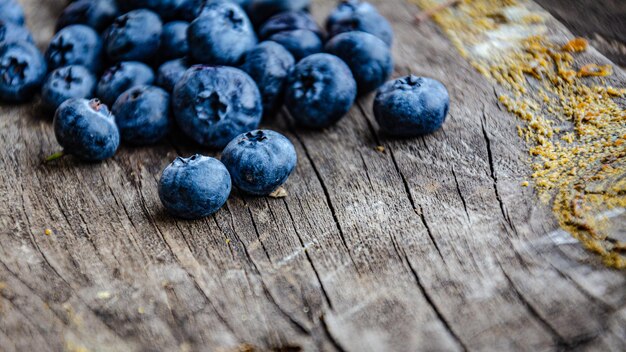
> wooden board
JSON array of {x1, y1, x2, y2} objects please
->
[{"x1": 0, "y1": 0, "x2": 624, "y2": 351}]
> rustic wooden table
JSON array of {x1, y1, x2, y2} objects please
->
[{"x1": 1, "y1": 0, "x2": 624, "y2": 351}]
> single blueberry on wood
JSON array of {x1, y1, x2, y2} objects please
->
[
  {"x1": 104, "y1": 9, "x2": 162, "y2": 63},
  {"x1": 158, "y1": 154, "x2": 232, "y2": 219},
  {"x1": 172, "y1": 65, "x2": 263, "y2": 149},
  {"x1": 42, "y1": 65, "x2": 96, "y2": 110},
  {"x1": 160, "y1": 21, "x2": 189, "y2": 60},
  {"x1": 374, "y1": 75, "x2": 450, "y2": 137},
  {"x1": 45, "y1": 24, "x2": 103, "y2": 72},
  {"x1": 188, "y1": 2, "x2": 257, "y2": 65},
  {"x1": 222, "y1": 130, "x2": 297, "y2": 196},
  {"x1": 56, "y1": 0, "x2": 120, "y2": 33},
  {"x1": 284, "y1": 53, "x2": 357, "y2": 128},
  {"x1": 0, "y1": 20, "x2": 34, "y2": 44},
  {"x1": 96, "y1": 61, "x2": 155, "y2": 106},
  {"x1": 156, "y1": 57, "x2": 189, "y2": 93},
  {"x1": 267, "y1": 29, "x2": 322, "y2": 61},
  {"x1": 0, "y1": 41, "x2": 47, "y2": 103},
  {"x1": 53, "y1": 98, "x2": 120, "y2": 161},
  {"x1": 325, "y1": 31, "x2": 393, "y2": 94},
  {"x1": 326, "y1": 0, "x2": 393, "y2": 47},
  {"x1": 0, "y1": 0, "x2": 25, "y2": 26},
  {"x1": 241, "y1": 41, "x2": 295, "y2": 115},
  {"x1": 112, "y1": 85, "x2": 171, "y2": 145}
]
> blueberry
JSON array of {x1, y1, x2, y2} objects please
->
[
  {"x1": 326, "y1": 0, "x2": 393, "y2": 47},
  {"x1": 156, "y1": 57, "x2": 189, "y2": 92},
  {"x1": 0, "y1": 41, "x2": 47, "y2": 103},
  {"x1": 45, "y1": 24, "x2": 103, "y2": 72},
  {"x1": 222, "y1": 130, "x2": 297, "y2": 195},
  {"x1": 160, "y1": 21, "x2": 188, "y2": 60},
  {"x1": 241, "y1": 41, "x2": 294, "y2": 115},
  {"x1": 122, "y1": 0, "x2": 200, "y2": 22},
  {"x1": 188, "y1": 2, "x2": 256, "y2": 65},
  {"x1": 285, "y1": 53, "x2": 356, "y2": 128},
  {"x1": 268, "y1": 29, "x2": 322, "y2": 61},
  {"x1": 258, "y1": 11, "x2": 322, "y2": 40},
  {"x1": 96, "y1": 61, "x2": 155, "y2": 106},
  {"x1": 248, "y1": 0, "x2": 310, "y2": 27},
  {"x1": 53, "y1": 98, "x2": 120, "y2": 161},
  {"x1": 172, "y1": 65, "x2": 262, "y2": 149},
  {"x1": 158, "y1": 154, "x2": 232, "y2": 219},
  {"x1": 104, "y1": 9, "x2": 162, "y2": 63},
  {"x1": 374, "y1": 75, "x2": 449, "y2": 136},
  {"x1": 42, "y1": 65, "x2": 96, "y2": 110},
  {"x1": 56, "y1": 0, "x2": 120, "y2": 33},
  {"x1": 325, "y1": 31, "x2": 393, "y2": 94},
  {"x1": 112, "y1": 85, "x2": 171, "y2": 145},
  {"x1": 0, "y1": 20, "x2": 33, "y2": 44},
  {"x1": 0, "y1": 0, "x2": 25, "y2": 26}
]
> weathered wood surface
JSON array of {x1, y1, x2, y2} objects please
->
[{"x1": 0, "y1": 0, "x2": 624, "y2": 351}]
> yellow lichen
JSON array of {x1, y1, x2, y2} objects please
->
[{"x1": 412, "y1": 0, "x2": 626, "y2": 268}]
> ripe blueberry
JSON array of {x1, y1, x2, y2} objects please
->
[
  {"x1": 112, "y1": 85, "x2": 171, "y2": 145},
  {"x1": 222, "y1": 130, "x2": 297, "y2": 196},
  {"x1": 172, "y1": 65, "x2": 263, "y2": 148},
  {"x1": 326, "y1": 0, "x2": 393, "y2": 46},
  {"x1": 0, "y1": 20, "x2": 34, "y2": 44},
  {"x1": 158, "y1": 154, "x2": 232, "y2": 219},
  {"x1": 45, "y1": 24, "x2": 103, "y2": 73},
  {"x1": 374, "y1": 75, "x2": 450, "y2": 136},
  {"x1": 241, "y1": 41, "x2": 294, "y2": 115},
  {"x1": 96, "y1": 61, "x2": 155, "y2": 106},
  {"x1": 53, "y1": 98, "x2": 120, "y2": 161},
  {"x1": 285, "y1": 53, "x2": 356, "y2": 128},
  {"x1": 268, "y1": 29, "x2": 322, "y2": 61},
  {"x1": 56, "y1": 0, "x2": 120, "y2": 33},
  {"x1": 160, "y1": 21, "x2": 188, "y2": 60},
  {"x1": 325, "y1": 31, "x2": 393, "y2": 94},
  {"x1": 188, "y1": 2, "x2": 256, "y2": 65},
  {"x1": 258, "y1": 11, "x2": 323, "y2": 40},
  {"x1": 0, "y1": 41, "x2": 47, "y2": 103},
  {"x1": 104, "y1": 9, "x2": 163, "y2": 63},
  {"x1": 248, "y1": 0, "x2": 310, "y2": 27},
  {"x1": 42, "y1": 65, "x2": 96, "y2": 110},
  {"x1": 0, "y1": 0, "x2": 25, "y2": 26},
  {"x1": 156, "y1": 57, "x2": 189, "y2": 93}
]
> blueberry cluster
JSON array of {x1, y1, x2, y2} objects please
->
[{"x1": 0, "y1": 0, "x2": 450, "y2": 220}]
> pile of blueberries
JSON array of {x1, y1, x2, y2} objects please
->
[{"x1": 0, "y1": 0, "x2": 449, "y2": 219}]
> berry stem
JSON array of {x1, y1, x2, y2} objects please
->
[{"x1": 44, "y1": 151, "x2": 65, "y2": 163}]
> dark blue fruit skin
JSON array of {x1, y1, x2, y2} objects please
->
[
  {"x1": 188, "y1": 2, "x2": 257, "y2": 65},
  {"x1": 374, "y1": 75, "x2": 450, "y2": 137},
  {"x1": 326, "y1": 0, "x2": 393, "y2": 47},
  {"x1": 325, "y1": 31, "x2": 393, "y2": 94},
  {"x1": 222, "y1": 130, "x2": 297, "y2": 195},
  {"x1": 268, "y1": 29, "x2": 322, "y2": 61},
  {"x1": 112, "y1": 85, "x2": 171, "y2": 145},
  {"x1": 56, "y1": 0, "x2": 120, "y2": 33},
  {"x1": 156, "y1": 57, "x2": 189, "y2": 92},
  {"x1": 240, "y1": 41, "x2": 294, "y2": 115},
  {"x1": 172, "y1": 65, "x2": 263, "y2": 149},
  {"x1": 158, "y1": 155, "x2": 232, "y2": 219},
  {"x1": 42, "y1": 65, "x2": 96, "y2": 110},
  {"x1": 96, "y1": 61, "x2": 155, "y2": 106},
  {"x1": 104, "y1": 9, "x2": 162, "y2": 63},
  {"x1": 45, "y1": 24, "x2": 103, "y2": 73},
  {"x1": 0, "y1": 20, "x2": 34, "y2": 44},
  {"x1": 258, "y1": 11, "x2": 322, "y2": 40},
  {"x1": 122, "y1": 0, "x2": 204, "y2": 22},
  {"x1": 160, "y1": 21, "x2": 188, "y2": 60},
  {"x1": 0, "y1": 41, "x2": 47, "y2": 103},
  {"x1": 285, "y1": 53, "x2": 357, "y2": 128},
  {"x1": 0, "y1": 0, "x2": 25, "y2": 26},
  {"x1": 53, "y1": 98, "x2": 120, "y2": 161},
  {"x1": 248, "y1": 0, "x2": 310, "y2": 27}
]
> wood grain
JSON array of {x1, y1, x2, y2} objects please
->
[{"x1": 0, "y1": 0, "x2": 624, "y2": 351}]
